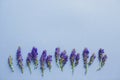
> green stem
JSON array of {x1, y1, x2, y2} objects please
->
[
  {"x1": 56, "y1": 59, "x2": 59, "y2": 67},
  {"x1": 21, "y1": 67, "x2": 24, "y2": 74},
  {"x1": 72, "y1": 63, "x2": 75, "y2": 75},
  {"x1": 41, "y1": 66, "x2": 44, "y2": 77},
  {"x1": 10, "y1": 65, "x2": 14, "y2": 72},
  {"x1": 59, "y1": 59, "x2": 63, "y2": 71},
  {"x1": 85, "y1": 64, "x2": 88, "y2": 75},
  {"x1": 11, "y1": 66, "x2": 14, "y2": 72},
  {"x1": 60, "y1": 63, "x2": 63, "y2": 71},
  {"x1": 42, "y1": 69, "x2": 44, "y2": 77},
  {"x1": 61, "y1": 67, "x2": 63, "y2": 71},
  {"x1": 48, "y1": 62, "x2": 51, "y2": 72},
  {"x1": 34, "y1": 60, "x2": 38, "y2": 69},
  {"x1": 28, "y1": 64, "x2": 32, "y2": 74}
]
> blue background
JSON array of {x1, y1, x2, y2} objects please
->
[{"x1": 0, "y1": 0, "x2": 120, "y2": 80}]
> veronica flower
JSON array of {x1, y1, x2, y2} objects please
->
[
  {"x1": 101, "y1": 54, "x2": 107, "y2": 68},
  {"x1": 40, "y1": 50, "x2": 47, "y2": 76},
  {"x1": 97, "y1": 48, "x2": 105, "y2": 71},
  {"x1": 70, "y1": 49, "x2": 80, "y2": 74},
  {"x1": 70, "y1": 49, "x2": 76, "y2": 74},
  {"x1": 8, "y1": 55, "x2": 14, "y2": 72},
  {"x1": 82, "y1": 48, "x2": 89, "y2": 74},
  {"x1": 26, "y1": 53, "x2": 32, "y2": 74},
  {"x1": 31, "y1": 47, "x2": 38, "y2": 69},
  {"x1": 88, "y1": 53, "x2": 96, "y2": 66},
  {"x1": 16, "y1": 46, "x2": 24, "y2": 74},
  {"x1": 98, "y1": 48, "x2": 104, "y2": 62},
  {"x1": 55, "y1": 47, "x2": 60, "y2": 67},
  {"x1": 59, "y1": 50, "x2": 68, "y2": 71},
  {"x1": 75, "y1": 53, "x2": 80, "y2": 66},
  {"x1": 97, "y1": 54, "x2": 107, "y2": 70},
  {"x1": 46, "y1": 55, "x2": 52, "y2": 71}
]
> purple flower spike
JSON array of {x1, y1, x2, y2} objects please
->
[
  {"x1": 46, "y1": 55, "x2": 52, "y2": 71},
  {"x1": 69, "y1": 49, "x2": 80, "y2": 74},
  {"x1": 26, "y1": 53, "x2": 32, "y2": 74},
  {"x1": 55, "y1": 47, "x2": 60, "y2": 67},
  {"x1": 16, "y1": 46, "x2": 24, "y2": 74},
  {"x1": 102, "y1": 55, "x2": 107, "y2": 62},
  {"x1": 31, "y1": 47, "x2": 38, "y2": 69},
  {"x1": 83, "y1": 48, "x2": 89, "y2": 55},
  {"x1": 101, "y1": 54, "x2": 107, "y2": 67},
  {"x1": 98, "y1": 48, "x2": 104, "y2": 62},
  {"x1": 40, "y1": 50, "x2": 47, "y2": 76},
  {"x1": 70, "y1": 49, "x2": 76, "y2": 60},
  {"x1": 8, "y1": 55, "x2": 14, "y2": 72},
  {"x1": 59, "y1": 50, "x2": 68, "y2": 71},
  {"x1": 88, "y1": 53, "x2": 96, "y2": 66},
  {"x1": 83, "y1": 48, "x2": 89, "y2": 75},
  {"x1": 99, "y1": 48, "x2": 104, "y2": 54},
  {"x1": 75, "y1": 53, "x2": 80, "y2": 66},
  {"x1": 70, "y1": 49, "x2": 77, "y2": 74},
  {"x1": 97, "y1": 48, "x2": 107, "y2": 71}
]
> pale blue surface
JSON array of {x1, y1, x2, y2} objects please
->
[{"x1": 0, "y1": 0, "x2": 120, "y2": 80}]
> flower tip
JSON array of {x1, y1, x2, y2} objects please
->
[
  {"x1": 99, "y1": 48, "x2": 104, "y2": 54},
  {"x1": 83, "y1": 48, "x2": 89, "y2": 54}
]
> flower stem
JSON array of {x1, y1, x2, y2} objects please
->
[
  {"x1": 10, "y1": 65, "x2": 14, "y2": 72},
  {"x1": 42, "y1": 69, "x2": 44, "y2": 77},
  {"x1": 85, "y1": 64, "x2": 88, "y2": 75},
  {"x1": 72, "y1": 63, "x2": 75, "y2": 75},
  {"x1": 21, "y1": 67, "x2": 24, "y2": 74},
  {"x1": 28, "y1": 64, "x2": 32, "y2": 74},
  {"x1": 56, "y1": 59, "x2": 59, "y2": 67},
  {"x1": 59, "y1": 59, "x2": 63, "y2": 71}
]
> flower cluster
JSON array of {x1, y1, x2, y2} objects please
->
[
  {"x1": 40, "y1": 50, "x2": 47, "y2": 76},
  {"x1": 59, "y1": 50, "x2": 68, "y2": 71},
  {"x1": 55, "y1": 47, "x2": 60, "y2": 67},
  {"x1": 97, "y1": 48, "x2": 107, "y2": 71},
  {"x1": 31, "y1": 47, "x2": 38, "y2": 69},
  {"x1": 101, "y1": 54, "x2": 107, "y2": 68},
  {"x1": 70, "y1": 49, "x2": 80, "y2": 74},
  {"x1": 46, "y1": 55, "x2": 52, "y2": 71},
  {"x1": 16, "y1": 46, "x2": 24, "y2": 73},
  {"x1": 8, "y1": 55, "x2": 14, "y2": 72},
  {"x1": 88, "y1": 53, "x2": 96, "y2": 66},
  {"x1": 82, "y1": 48, "x2": 89, "y2": 74},
  {"x1": 75, "y1": 53, "x2": 80, "y2": 66},
  {"x1": 26, "y1": 53, "x2": 32, "y2": 74}
]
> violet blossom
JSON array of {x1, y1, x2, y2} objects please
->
[
  {"x1": 16, "y1": 46, "x2": 24, "y2": 73},
  {"x1": 75, "y1": 53, "x2": 80, "y2": 66},
  {"x1": 40, "y1": 50, "x2": 47, "y2": 76},
  {"x1": 26, "y1": 53, "x2": 32, "y2": 74},
  {"x1": 101, "y1": 54, "x2": 107, "y2": 68},
  {"x1": 31, "y1": 47, "x2": 38, "y2": 69},
  {"x1": 59, "y1": 50, "x2": 68, "y2": 71},
  {"x1": 70, "y1": 49, "x2": 79, "y2": 74},
  {"x1": 88, "y1": 53, "x2": 96, "y2": 66},
  {"x1": 46, "y1": 55, "x2": 52, "y2": 71},
  {"x1": 97, "y1": 48, "x2": 107, "y2": 71},
  {"x1": 55, "y1": 47, "x2": 60, "y2": 67},
  {"x1": 83, "y1": 48, "x2": 89, "y2": 74}
]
